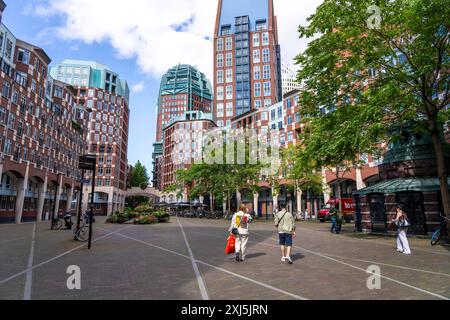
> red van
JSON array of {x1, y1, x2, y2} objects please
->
[{"x1": 318, "y1": 198, "x2": 356, "y2": 223}]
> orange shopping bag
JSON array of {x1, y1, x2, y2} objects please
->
[{"x1": 225, "y1": 234, "x2": 236, "y2": 254}]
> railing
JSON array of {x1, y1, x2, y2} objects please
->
[{"x1": 0, "y1": 187, "x2": 17, "y2": 196}]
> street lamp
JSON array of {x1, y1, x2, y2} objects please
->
[{"x1": 51, "y1": 172, "x2": 62, "y2": 230}]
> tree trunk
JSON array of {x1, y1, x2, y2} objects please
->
[
  {"x1": 430, "y1": 127, "x2": 450, "y2": 230},
  {"x1": 228, "y1": 191, "x2": 231, "y2": 217},
  {"x1": 335, "y1": 167, "x2": 342, "y2": 212},
  {"x1": 210, "y1": 194, "x2": 214, "y2": 214}
]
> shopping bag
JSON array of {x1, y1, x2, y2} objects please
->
[{"x1": 225, "y1": 235, "x2": 236, "y2": 254}]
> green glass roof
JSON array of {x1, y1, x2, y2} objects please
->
[{"x1": 354, "y1": 177, "x2": 450, "y2": 196}]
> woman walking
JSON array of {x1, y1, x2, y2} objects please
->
[
  {"x1": 394, "y1": 205, "x2": 411, "y2": 255},
  {"x1": 229, "y1": 205, "x2": 253, "y2": 262}
]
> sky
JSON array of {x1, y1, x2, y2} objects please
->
[{"x1": 2, "y1": 0, "x2": 323, "y2": 171}]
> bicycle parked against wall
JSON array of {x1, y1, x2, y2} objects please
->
[{"x1": 431, "y1": 214, "x2": 449, "y2": 246}]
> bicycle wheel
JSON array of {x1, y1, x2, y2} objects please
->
[
  {"x1": 76, "y1": 225, "x2": 89, "y2": 242},
  {"x1": 431, "y1": 228, "x2": 441, "y2": 246}
]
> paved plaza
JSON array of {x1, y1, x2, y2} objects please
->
[{"x1": 0, "y1": 217, "x2": 449, "y2": 300}]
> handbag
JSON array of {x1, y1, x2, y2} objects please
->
[{"x1": 225, "y1": 234, "x2": 236, "y2": 254}]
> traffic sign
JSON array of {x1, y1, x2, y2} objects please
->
[{"x1": 79, "y1": 155, "x2": 97, "y2": 170}]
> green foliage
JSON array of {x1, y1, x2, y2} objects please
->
[
  {"x1": 296, "y1": 0, "x2": 450, "y2": 214},
  {"x1": 130, "y1": 161, "x2": 150, "y2": 189},
  {"x1": 134, "y1": 213, "x2": 157, "y2": 225}
]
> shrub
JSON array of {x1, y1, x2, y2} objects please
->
[
  {"x1": 134, "y1": 203, "x2": 152, "y2": 213},
  {"x1": 134, "y1": 213, "x2": 157, "y2": 225},
  {"x1": 154, "y1": 209, "x2": 170, "y2": 222}
]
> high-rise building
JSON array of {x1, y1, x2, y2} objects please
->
[
  {"x1": 213, "y1": 0, "x2": 282, "y2": 127},
  {"x1": 50, "y1": 60, "x2": 130, "y2": 216},
  {"x1": 281, "y1": 62, "x2": 302, "y2": 95},
  {"x1": 0, "y1": 5, "x2": 87, "y2": 224},
  {"x1": 152, "y1": 64, "x2": 212, "y2": 191}
]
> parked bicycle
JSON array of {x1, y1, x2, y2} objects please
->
[
  {"x1": 431, "y1": 214, "x2": 449, "y2": 246},
  {"x1": 74, "y1": 212, "x2": 93, "y2": 242},
  {"x1": 51, "y1": 212, "x2": 73, "y2": 230}
]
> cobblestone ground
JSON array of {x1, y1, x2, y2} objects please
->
[{"x1": 0, "y1": 217, "x2": 449, "y2": 300}]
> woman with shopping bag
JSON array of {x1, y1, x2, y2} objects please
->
[
  {"x1": 393, "y1": 204, "x2": 411, "y2": 255},
  {"x1": 228, "y1": 205, "x2": 253, "y2": 262}
]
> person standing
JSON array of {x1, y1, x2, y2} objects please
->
[
  {"x1": 329, "y1": 205, "x2": 339, "y2": 234},
  {"x1": 394, "y1": 205, "x2": 411, "y2": 255},
  {"x1": 274, "y1": 205, "x2": 296, "y2": 264},
  {"x1": 229, "y1": 205, "x2": 253, "y2": 262}
]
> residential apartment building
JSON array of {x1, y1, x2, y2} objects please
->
[
  {"x1": 0, "y1": 3, "x2": 87, "y2": 223},
  {"x1": 281, "y1": 62, "x2": 302, "y2": 95},
  {"x1": 50, "y1": 60, "x2": 130, "y2": 216},
  {"x1": 213, "y1": 0, "x2": 282, "y2": 127},
  {"x1": 161, "y1": 111, "x2": 216, "y2": 193},
  {"x1": 153, "y1": 64, "x2": 212, "y2": 191}
]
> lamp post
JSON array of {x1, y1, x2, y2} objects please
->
[{"x1": 51, "y1": 172, "x2": 61, "y2": 230}]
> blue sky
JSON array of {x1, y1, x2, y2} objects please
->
[{"x1": 2, "y1": 0, "x2": 321, "y2": 173}]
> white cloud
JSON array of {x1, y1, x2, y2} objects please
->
[
  {"x1": 26, "y1": 0, "x2": 323, "y2": 80},
  {"x1": 132, "y1": 81, "x2": 145, "y2": 93}
]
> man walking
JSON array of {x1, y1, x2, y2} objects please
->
[{"x1": 274, "y1": 205, "x2": 296, "y2": 264}]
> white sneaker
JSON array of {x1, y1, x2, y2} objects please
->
[
  {"x1": 403, "y1": 252, "x2": 411, "y2": 255},
  {"x1": 281, "y1": 257, "x2": 286, "y2": 262},
  {"x1": 396, "y1": 249, "x2": 403, "y2": 253},
  {"x1": 286, "y1": 256, "x2": 293, "y2": 264}
]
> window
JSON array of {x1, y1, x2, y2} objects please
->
[
  {"x1": 217, "y1": 86, "x2": 224, "y2": 101},
  {"x1": 226, "y1": 102, "x2": 233, "y2": 117},
  {"x1": 288, "y1": 132, "x2": 293, "y2": 142},
  {"x1": 254, "y1": 83, "x2": 261, "y2": 97},
  {"x1": 225, "y1": 37, "x2": 233, "y2": 51},
  {"x1": 15, "y1": 71, "x2": 28, "y2": 87},
  {"x1": 81, "y1": 79, "x2": 88, "y2": 86},
  {"x1": 5, "y1": 39, "x2": 13, "y2": 60},
  {"x1": 264, "y1": 82, "x2": 271, "y2": 96},
  {"x1": 254, "y1": 100, "x2": 262, "y2": 109},
  {"x1": 17, "y1": 49, "x2": 30, "y2": 64},
  {"x1": 252, "y1": 33, "x2": 260, "y2": 47},
  {"x1": 264, "y1": 99, "x2": 272, "y2": 108},
  {"x1": 0, "y1": 107, "x2": 6, "y2": 124},
  {"x1": 263, "y1": 65, "x2": 270, "y2": 79},
  {"x1": 253, "y1": 49, "x2": 260, "y2": 63},
  {"x1": 262, "y1": 32, "x2": 269, "y2": 46},
  {"x1": 226, "y1": 53, "x2": 233, "y2": 67},
  {"x1": 262, "y1": 48, "x2": 270, "y2": 62},
  {"x1": 226, "y1": 85, "x2": 233, "y2": 99},
  {"x1": 226, "y1": 69, "x2": 233, "y2": 83},
  {"x1": 217, "y1": 54, "x2": 223, "y2": 68},
  {"x1": 1, "y1": 82, "x2": 10, "y2": 98},
  {"x1": 217, "y1": 70, "x2": 224, "y2": 84},
  {"x1": 254, "y1": 66, "x2": 261, "y2": 80},
  {"x1": 54, "y1": 86, "x2": 63, "y2": 98},
  {"x1": 217, "y1": 38, "x2": 223, "y2": 51},
  {"x1": 217, "y1": 103, "x2": 224, "y2": 117},
  {"x1": 82, "y1": 68, "x2": 88, "y2": 75}
]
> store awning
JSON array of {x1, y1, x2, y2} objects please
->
[{"x1": 354, "y1": 177, "x2": 450, "y2": 196}]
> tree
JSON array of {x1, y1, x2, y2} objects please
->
[
  {"x1": 130, "y1": 161, "x2": 150, "y2": 189},
  {"x1": 296, "y1": 0, "x2": 450, "y2": 223},
  {"x1": 281, "y1": 144, "x2": 324, "y2": 213}
]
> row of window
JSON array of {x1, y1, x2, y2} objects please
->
[{"x1": 216, "y1": 32, "x2": 270, "y2": 52}]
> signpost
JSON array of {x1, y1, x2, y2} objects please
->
[
  {"x1": 74, "y1": 169, "x2": 85, "y2": 240},
  {"x1": 78, "y1": 155, "x2": 97, "y2": 250}
]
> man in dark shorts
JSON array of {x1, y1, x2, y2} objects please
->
[{"x1": 274, "y1": 205, "x2": 296, "y2": 264}]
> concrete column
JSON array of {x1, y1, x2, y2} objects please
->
[
  {"x1": 322, "y1": 168, "x2": 331, "y2": 204},
  {"x1": 36, "y1": 175, "x2": 48, "y2": 222},
  {"x1": 53, "y1": 174, "x2": 63, "y2": 216},
  {"x1": 356, "y1": 167, "x2": 366, "y2": 190},
  {"x1": 272, "y1": 187, "x2": 278, "y2": 214},
  {"x1": 66, "y1": 182, "x2": 74, "y2": 212},
  {"x1": 15, "y1": 165, "x2": 30, "y2": 224},
  {"x1": 253, "y1": 192, "x2": 259, "y2": 216},
  {"x1": 236, "y1": 189, "x2": 242, "y2": 207},
  {"x1": 82, "y1": 186, "x2": 89, "y2": 213},
  {"x1": 107, "y1": 189, "x2": 114, "y2": 217},
  {"x1": 296, "y1": 189, "x2": 303, "y2": 216}
]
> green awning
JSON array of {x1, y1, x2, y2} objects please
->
[{"x1": 354, "y1": 177, "x2": 450, "y2": 196}]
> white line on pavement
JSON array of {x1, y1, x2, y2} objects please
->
[
  {"x1": 105, "y1": 228, "x2": 308, "y2": 300},
  {"x1": 23, "y1": 223, "x2": 36, "y2": 300},
  {"x1": 176, "y1": 217, "x2": 209, "y2": 300},
  {"x1": 0, "y1": 226, "x2": 130, "y2": 287},
  {"x1": 249, "y1": 231, "x2": 449, "y2": 300}
]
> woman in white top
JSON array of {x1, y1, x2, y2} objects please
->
[{"x1": 394, "y1": 204, "x2": 411, "y2": 255}]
